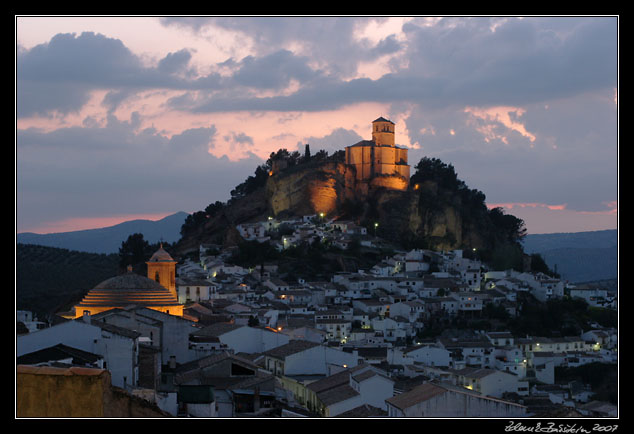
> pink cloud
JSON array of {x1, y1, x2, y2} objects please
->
[{"x1": 464, "y1": 105, "x2": 537, "y2": 146}]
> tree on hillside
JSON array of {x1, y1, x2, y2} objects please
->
[
  {"x1": 118, "y1": 233, "x2": 152, "y2": 270},
  {"x1": 488, "y1": 206, "x2": 527, "y2": 245},
  {"x1": 411, "y1": 157, "x2": 463, "y2": 191}
]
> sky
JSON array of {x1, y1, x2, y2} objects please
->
[{"x1": 15, "y1": 16, "x2": 618, "y2": 235}]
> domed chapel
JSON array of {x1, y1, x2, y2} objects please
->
[{"x1": 71, "y1": 245, "x2": 183, "y2": 318}]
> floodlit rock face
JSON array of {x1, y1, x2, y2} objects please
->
[
  {"x1": 175, "y1": 155, "x2": 491, "y2": 254},
  {"x1": 265, "y1": 161, "x2": 358, "y2": 217}
]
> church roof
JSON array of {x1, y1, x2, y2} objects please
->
[
  {"x1": 147, "y1": 244, "x2": 176, "y2": 263},
  {"x1": 94, "y1": 272, "x2": 167, "y2": 291},
  {"x1": 372, "y1": 117, "x2": 393, "y2": 124},
  {"x1": 347, "y1": 140, "x2": 375, "y2": 147},
  {"x1": 76, "y1": 271, "x2": 179, "y2": 308}
]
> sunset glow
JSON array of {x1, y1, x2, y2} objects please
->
[{"x1": 16, "y1": 16, "x2": 617, "y2": 235}]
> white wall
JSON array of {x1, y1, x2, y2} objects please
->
[
  {"x1": 408, "y1": 345, "x2": 451, "y2": 367},
  {"x1": 133, "y1": 309, "x2": 200, "y2": 364},
  {"x1": 355, "y1": 371, "x2": 394, "y2": 410},
  {"x1": 16, "y1": 320, "x2": 138, "y2": 389}
]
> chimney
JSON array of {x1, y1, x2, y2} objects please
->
[{"x1": 169, "y1": 355, "x2": 176, "y2": 370}]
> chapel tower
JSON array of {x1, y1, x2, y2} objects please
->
[
  {"x1": 146, "y1": 244, "x2": 177, "y2": 300},
  {"x1": 371, "y1": 117, "x2": 395, "y2": 147},
  {"x1": 344, "y1": 117, "x2": 410, "y2": 187}
]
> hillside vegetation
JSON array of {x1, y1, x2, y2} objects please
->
[{"x1": 16, "y1": 244, "x2": 120, "y2": 319}]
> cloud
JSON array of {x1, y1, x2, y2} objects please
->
[
  {"x1": 398, "y1": 17, "x2": 617, "y2": 108},
  {"x1": 161, "y1": 17, "x2": 376, "y2": 78},
  {"x1": 16, "y1": 17, "x2": 617, "y2": 234},
  {"x1": 158, "y1": 48, "x2": 193, "y2": 74},
  {"x1": 169, "y1": 124, "x2": 217, "y2": 151},
  {"x1": 19, "y1": 18, "x2": 617, "y2": 119},
  {"x1": 296, "y1": 128, "x2": 363, "y2": 154},
  {"x1": 223, "y1": 131, "x2": 254, "y2": 149},
  {"x1": 16, "y1": 113, "x2": 260, "y2": 231},
  {"x1": 17, "y1": 32, "x2": 213, "y2": 118},
  {"x1": 230, "y1": 49, "x2": 321, "y2": 90}
]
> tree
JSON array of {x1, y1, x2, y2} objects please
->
[
  {"x1": 411, "y1": 157, "x2": 463, "y2": 191},
  {"x1": 180, "y1": 211, "x2": 207, "y2": 236},
  {"x1": 530, "y1": 253, "x2": 559, "y2": 277},
  {"x1": 488, "y1": 207, "x2": 527, "y2": 245},
  {"x1": 119, "y1": 233, "x2": 151, "y2": 269},
  {"x1": 205, "y1": 201, "x2": 225, "y2": 217}
]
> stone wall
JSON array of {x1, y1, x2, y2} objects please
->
[{"x1": 16, "y1": 365, "x2": 170, "y2": 418}]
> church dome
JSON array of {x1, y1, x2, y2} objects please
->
[
  {"x1": 93, "y1": 272, "x2": 167, "y2": 291},
  {"x1": 74, "y1": 269, "x2": 180, "y2": 316}
]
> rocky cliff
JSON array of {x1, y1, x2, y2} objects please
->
[
  {"x1": 174, "y1": 156, "x2": 525, "y2": 262},
  {"x1": 265, "y1": 161, "x2": 357, "y2": 218}
]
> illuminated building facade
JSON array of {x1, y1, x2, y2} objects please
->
[
  {"x1": 345, "y1": 117, "x2": 410, "y2": 186},
  {"x1": 72, "y1": 246, "x2": 183, "y2": 318}
]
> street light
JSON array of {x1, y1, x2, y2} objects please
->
[{"x1": 374, "y1": 222, "x2": 379, "y2": 236}]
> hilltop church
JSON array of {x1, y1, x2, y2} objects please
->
[{"x1": 345, "y1": 117, "x2": 410, "y2": 187}]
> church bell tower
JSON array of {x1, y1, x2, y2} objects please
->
[
  {"x1": 371, "y1": 117, "x2": 395, "y2": 147},
  {"x1": 146, "y1": 244, "x2": 177, "y2": 300}
]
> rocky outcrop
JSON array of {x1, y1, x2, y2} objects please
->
[
  {"x1": 265, "y1": 162, "x2": 357, "y2": 217},
  {"x1": 175, "y1": 158, "x2": 508, "y2": 256}
]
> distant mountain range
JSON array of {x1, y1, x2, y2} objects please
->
[
  {"x1": 522, "y1": 229, "x2": 618, "y2": 283},
  {"x1": 17, "y1": 212, "x2": 189, "y2": 254}
]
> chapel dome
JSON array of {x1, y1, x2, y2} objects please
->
[
  {"x1": 74, "y1": 270, "x2": 180, "y2": 315},
  {"x1": 147, "y1": 244, "x2": 176, "y2": 263},
  {"x1": 93, "y1": 272, "x2": 167, "y2": 291}
]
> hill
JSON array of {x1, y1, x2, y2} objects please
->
[
  {"x1": 174, "y1": 152, "x2": 529, "y2": 273},
  {"x1": 522, "y1": 230, "x2": 618, "y2": 283},
  {"x1": 16, "y1": 244, "x2": 120, "y2": 320},
  {"x1": 17, "y1": 211, "x2": 189, "y2": 254}
]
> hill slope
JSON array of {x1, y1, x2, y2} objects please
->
[
  {"x1": 16, "y1": 244, "x2": 120, "y2": 319},
  {"x1": 17, "y1": 211, "x2": 189, "y2": 254}
]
